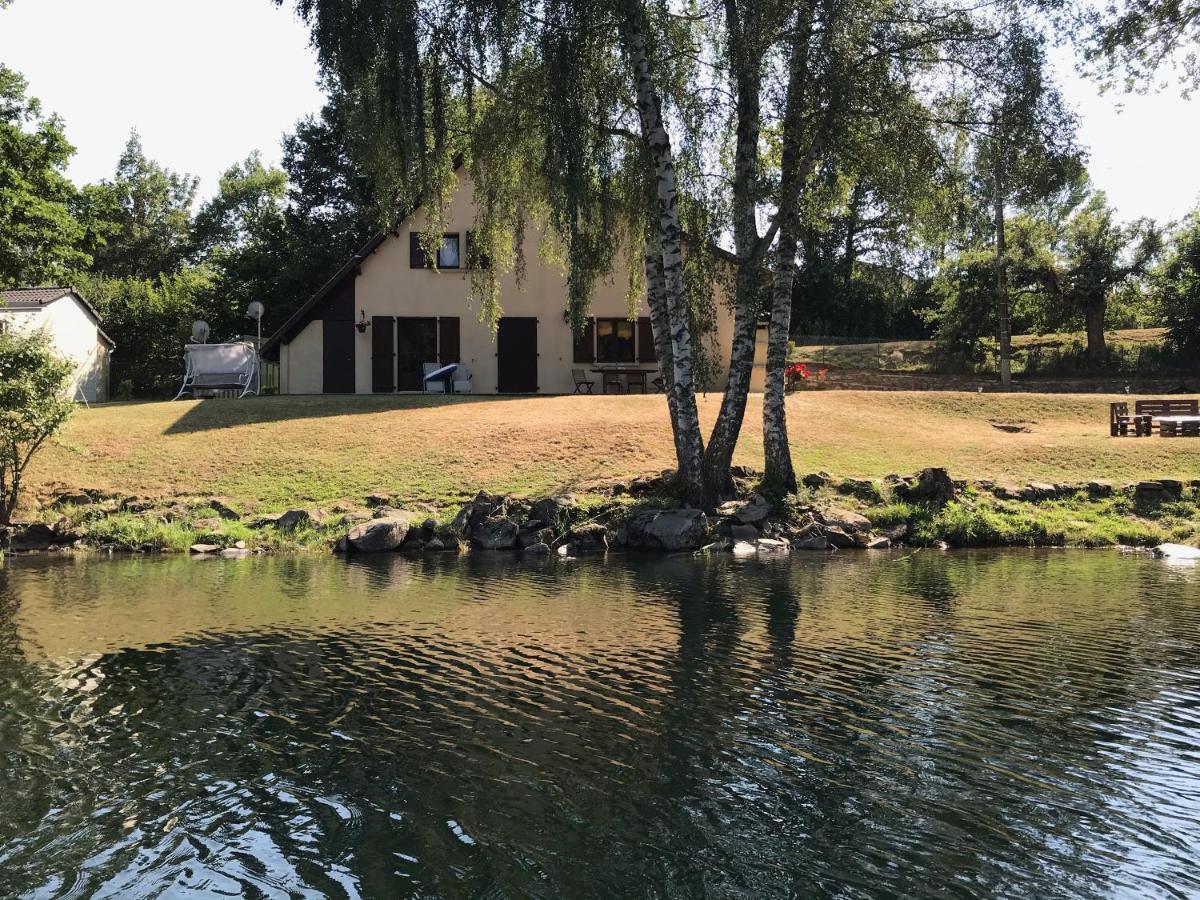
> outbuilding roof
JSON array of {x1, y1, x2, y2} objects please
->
[{"x1": 0, "y1": 286, "x2": 116, "y2": 348}]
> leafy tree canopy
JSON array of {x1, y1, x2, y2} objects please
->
[{"x1": 0, "y1": 64, "x2": 88, "y2": 287}]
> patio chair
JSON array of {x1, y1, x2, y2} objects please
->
[
  {"x1": 625, "y1": 371, "x2": 648, "y2": 393},
  {"x1": 423, "y1": 362, "x2": 446, "y2": 393},
  {"x1": 602, "y1": 370, "x2": 623, "y2": 394},
  {"x1": 1110, "y1": 402, "x2": 1140, "y2": 437},
  {"x1": 453, "y1": 364, "x2": 472, "y2": 394},
  {"x1": 572, "y1": 369, "x2": 595, "y2": 394}
]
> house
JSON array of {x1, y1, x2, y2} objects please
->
[
  {"x1": 262, "y1": 171, "x2": 758, "y2": 395},
  {"x1": 0, "y1": 286, "x2": 115, "y2": 403}
]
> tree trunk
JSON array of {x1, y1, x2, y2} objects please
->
[
  {"x1": 1084, "y1": 302, "x2": 1107, "y2": 360},
  {"x1": 763, "y1": 227, "x2": 799, "y2": 493},
  {"x1": 622, "y1": 5, "x2": 708, "y2": 508},
  {"x1": 761, "y1": 3, "x2": 812, "y2": 495},
  {"x1": 993, "y1": 164, "x2": 1012, "y2": 389},
  {"x1": 703, "y1": 0, "x2": 765, "y2": 504}
]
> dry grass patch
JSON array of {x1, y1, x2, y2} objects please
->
[{"x1": 24, "y1": 391, "x2": 1200, "y2": 514}]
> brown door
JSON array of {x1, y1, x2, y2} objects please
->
[
  {"x1": 322, "y1": 279, "x2": 356, "y2": 393},
  {"x1": 371, "y1": 315, "x2": 395, "y2": 392},
  {"x1": 497, "y1": 317, "x2": 538, "y2": 393},
  {"x1": 396, "y1": 317, "x2": 438, "y2": 390}
]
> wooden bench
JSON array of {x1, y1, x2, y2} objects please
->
[{"x1": 1135, "y1": 399, "x2": 1199, "y2": 435}]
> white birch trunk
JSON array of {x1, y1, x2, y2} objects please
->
[{"x1": 623, "y1": 6, "x2": 708, "y2": 508}]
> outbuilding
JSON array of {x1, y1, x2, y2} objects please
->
[{"x1": 0, "y1": 286, "x2": 114, "y2": 403}]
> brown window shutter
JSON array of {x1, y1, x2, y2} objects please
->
[
  {"x1": 637, "y1": 317, "x2": 657, "y2": 362},
  {"x1": 465, "y1": 230, "x2": 491, "y2": 270},
  {"x1": 409, "y1": 233, "x2": 427, "y2": 268},
  {"x1": 438, "y1": 316, "x2": 460, "y2": 363},
  {"x1": 573, "y1": 318, "x2": 595, "y2": 363}
]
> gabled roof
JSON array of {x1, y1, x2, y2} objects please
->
[
  {"x1": 260, "y1": 230, "x2": 389, "y2": 357},
  {"x1": 0, "y1": 286, "x2": 116, "y2": 348},
  {"x1": 260, "y1": 153, "x2": 736, "y2": 357}
]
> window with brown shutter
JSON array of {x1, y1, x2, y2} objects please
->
[
  {"x1": 573, "y1": 318, "x2": 596, "y2": 363},
  {"x1": 637, "y1": 317, "x2": 656, "y2": 363},
  {"x1": 409, "y1": 233, "x2": 427, "y2": 268}
]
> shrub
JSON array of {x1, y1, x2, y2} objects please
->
[{"x1": 0, "y1": 329, "x2": 75, "y2": 523}]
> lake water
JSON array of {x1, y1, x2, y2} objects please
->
[{"x1": 1, "y1": 550, "x2": 1199, "y2": 898}]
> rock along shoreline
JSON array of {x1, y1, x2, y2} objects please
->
[{"x1": 3, "y1": 467, "x2": 1198, "y2": 559}]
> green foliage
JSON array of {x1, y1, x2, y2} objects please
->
[
  {"x1": 1156, "y1": 212, "x2": 1200, "y2": 355},
  {"x1": 86, "y1": 131, "x2": 198, "y2": 279},
  {"x1": 0, "y1": 64, "x2": 89, "y2": 286},
  {"x1": 73, "y1": 267, "x2": 215, "y2": 397},
  {"x1": 0, "y1": 328, "x2": 74, "y2": 522},
  {"x1": 1070, "y1": 0, "x2": 1200, "y2": 92}
]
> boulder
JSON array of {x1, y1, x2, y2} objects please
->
[
  {"x1": 122, "y1": 496, "x2": 157, "y2": 513},
  {"x1": 1027, "y1": 482, "x2": 1058, "y2": 500},
  {"x1": 530, "y1": 495, "x2": 574, "y2": 527},
  {"x1": 524, "y1": 541, "x2": 551, "y2": 555},
  {"x1": 274, "y1": 509, "x2": 311, "y2": 532},
  {"x1": 52, "y1": 490, "x2": 93, "y2": 508},
  {"x1": 220, "y1": 548, "x2": 253, "y2": 559},
  {"x1": 1157, "y1": 479, "x2": 1184, "y2": 496},
  {"x1": 824, "y1": 526, "x2": 861, "y2": 549},
  {"x1": 190, "y1": 543, "x2": 221, "y2": 555},
  {"x1": 565, "y1": 523, "x2": 608, "y2": 555},
  {"x1": 626, "y1": 509, "x2": 710, "y2": 552},
  {"x1": 1086, "y1": 479, "x2": 1114, "y2": 497},
  {"x1": 866, "y1": 535, "x2": 892, "y2": 550},
  {"x1": 802, "y1": 472, "x2": 830, "y2": 489},
  {"x1": 837, "y1": 478, "x2": 878, "y2": 498},
  {"x1": 365, "y1": 492, "x2": 393, "y2": 508},
  {"x1": 442, "y1": 534, "x2": 462, "y2": 553},
  {"x1": 422, "y1": 538, "x2": 443, "y2": 552},
  {"x1": 9, "y1": 523, "x2": 64, "y2": 551},
  {"x1": 792, "y1": 532, "x2": 830, "y2": 551},
  {"x1": 886, "y1": 524, "x2": 909, "y2": 543},
  {"x1": 756, "y1": 538, "x2": 790, "y2": 553},
  {"x1": 207, "y1": 497, "x2": 241, "y2": 521},
  {"x1": 894, "y1": 468, "x2": 956, "y2": 506},
  {"x1": 717, "y1": 493, "x2": 771, "y2": 525},
  {"x1": 471, "y1": 516, "x2": 519, "y2": 550},
  {"x1": 345, "y1": 516, "x2": 410, "y2": 553},
  {"x1": 732, "y1": 540, "x2": 758, "y2": 556},
  {"x1": 729, "y1": 523, "x2": 761, "y2": 542},
  {"x1": 995, "y1": 483, "x2": 1036, "y2": 502},
  {"x1": 1134, "y1": 481, "x2": 1169, "y2": 503},
  {"x1": 820, "y1": 507, "x2": 872, "y2": 533},
  {"x1": 448, "y1": 491, "x2": 505, "y2": 536}
]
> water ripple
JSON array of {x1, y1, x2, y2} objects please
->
[{"x1": 0, "y1": 550, "x2": 1198, "y2": 898}]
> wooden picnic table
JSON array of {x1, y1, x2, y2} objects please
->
[
  {"x1": 590, "y1": 366, "x2": 654, "y2": 394},
  {"x1": 1156, "y1": 415, "x2": 1200, "y2": 437}
]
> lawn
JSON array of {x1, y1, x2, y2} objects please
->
[
  {"x1": 794, "y1": 328, "x2": 1170, "y2": 372},
  {"x1": 24, "y1": 391, "x2": 1200, "y2": 515}
]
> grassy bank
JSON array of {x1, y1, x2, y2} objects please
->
[
  {"x1": 794, "y1": 328, "x2": 1175, "y2": 374},
  {"x1": 10, "y1": 391, "x2": 1198, "y2": 553},
  {"x1": 27, "y1": 392, "x2": 1200, "y2": 509}
]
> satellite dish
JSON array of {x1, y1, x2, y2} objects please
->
[
  {"x1": 245, "y1": 301, "x2": 265, "y2": 321},
  {"x1": 191, "y1": 321, "x2": 210, "y2": 344}
]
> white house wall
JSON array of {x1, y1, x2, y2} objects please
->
[
  {"x1": 283, "y1": 319, "x2": 324, "y2": 394},
  {"x1": 0, "y1": 297, "x2": 110, "y2": 403}
]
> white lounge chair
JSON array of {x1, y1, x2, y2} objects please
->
[
  {"x1": 423, "y1": 362, "x2": 448, "y2": 393},
  {"x1": 453, "y1": 365, "x2": 472, "y2": 394},
  {"x1": 174, "y1": 342, "x2": 259, "y2": 399}
]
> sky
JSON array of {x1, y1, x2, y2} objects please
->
[{"x1": 1, "y1": 0, "x2": 1199, "y2": 223}]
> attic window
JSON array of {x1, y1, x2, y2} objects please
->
[{"x1": 437, "y1": 234, "x2": 460, "y2": 269}]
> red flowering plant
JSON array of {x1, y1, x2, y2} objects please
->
[{"x1": 785, "y1": 362, "x2": 809, "y2": 391}]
